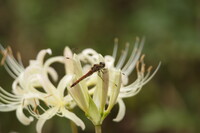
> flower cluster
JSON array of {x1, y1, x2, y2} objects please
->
[{"x1": 0, "y1": 38, "x2": 160, "y2": 133}]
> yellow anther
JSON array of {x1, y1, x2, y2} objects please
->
[
  {"x1": 7, "y1": 46, "x2": 13, "y2": 56},
  {"x1": 17, "y1": 52, "x2": 22, "y2": 63},
  {"x1": 0, "y1": 49, "x2": 8, "y2": 65},
  {"x1": 33, "y1": 98, "x2": 39, "y2": 114},
  {"x1": 140, "y1": 54, "x2": 145, "y2": 62},
  {"x1": 114, "y1": 38, "x2": 119, "y2": 44},
  {"x1": 136, "y1": 36, "x2": 140, "y2": 42},
  {"x1": 136, "y1": 61, "x2": 140, "y2": 72},
  {"x1": 121, "y1": 50, "x2": 125, "y2": 54},
  {"x1": 141, "y1": 64, "x2": 146, "y2": 73},
  {"x1": 147, "y1": 66, "x2": 153, "y2": 72},
  {"x1": 125, "y1": 42, "x2": 130, "y2": 47}
]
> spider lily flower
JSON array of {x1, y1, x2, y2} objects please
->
[
  {"x1": 77, "y1": 38, "x2": 145, "y2": 86},
  {"x1": 32, "y1": 47, "x2": 85, "y2": 133},
  {"x1": 77, "y1": 38, "x2": 160, "y2": 122},
  {"x1": 34, "y1": 74, "x2": 85, "y2": 133},
  {"x1": 0, "y1": 45, "x2": 50, "y2": 125},
  {"x1": 67, "y1": 54, "x2": 122, "y2": 126},
  {"x1": 0, "y1": 44, "x2": 58, "y2": 83},
  {"x1": 0, "y1": 46, "x2": 55, "y2": 126},
  {"x1": 0, "y1": 46, "x2": 85, "y2": 133}
]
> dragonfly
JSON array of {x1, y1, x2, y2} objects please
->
[{"x1": 70, "y1": 62, "x2": 106, "y2": 87}]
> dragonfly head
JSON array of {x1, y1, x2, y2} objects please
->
[
  {"x1": 99, "y1": 62, "x2": 105, "y2": 68},
  {"x1": 91, "y1": 62, "x2": 106, "y2": 72}
]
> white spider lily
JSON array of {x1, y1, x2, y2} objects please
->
[
  {"x1": 0, "y1": 47, "x2": 53, "y2": 126},
  {"x1": 0, "y1": 39, "x2": 160, "y2": 133},
  {"x1": 0, "y1": 46, "x2": 85, "y2": 133},
  {"x1": 77, "y1": 38, "x2": 160, "y2": 122},
  {"x1": 34, "y1": 74, "x2": 85, "y2": 133},
  {"x1": 67, "y1": 54, "x2": 121, "y2": 126},
  {"x1": 77, "y1": 38, "x2": 144, "y2": 85},
  {"x1": 0, "y1": 45, "x2": 53, "y2": 125},
  {"x1": 32, "y1": 48, "x2": 85, "y2": 133}
]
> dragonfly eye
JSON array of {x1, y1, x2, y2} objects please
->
[{"x1": 100, "y1": 62, "x2": 105, "y2": 67}]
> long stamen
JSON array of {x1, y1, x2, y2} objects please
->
[
  {"x1": 123, "y1": 37, "x2": 145, "y2": 76},
  {"x1": 122, "y1": 37, "x2": 140, "y2": 71},
  {"x1": 0, "y1": 96, "x2": 20, "y2": 104},
  {"x1": 112, "y1": 38, "x2": 119, "y2": 59},
  {"x1": 4, "y1": 64, "x2": 18, "y2": 79},
  {"x1": 0, "y1": 87, "x2": 20, "y2": 98},
  {"x1": 0, "y1": 93, "x2": 20, "y2": 102},
  {"x1": 27, "y1": 105, "x2": 40, "y2": 118},
  {"x1": 17, "y1": 52, "x2": 24, "y2": 67},
  {"x1": 116, "y1": 42, "x2": 129, "y2": 69},
  {"x1": 33, "y1": 98, "x2": 39, "y2": 115}
]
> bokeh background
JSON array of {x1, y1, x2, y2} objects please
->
[{"x1": 0, "y1": 0, "x2": 200, "y2": 133}]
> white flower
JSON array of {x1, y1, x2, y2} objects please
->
[
  {"x1": 0, "y1": 38, "x2": 160, "y2": 132},
  {"x1": 31, "y1": 47, "x2": 85, "y2": 133},
  {"x1": 77, "y1": 38, "x2": 160, "y2": 122},
  {"x1": 0, "y1": 46, "x2": 85, "y2": 133},
  {"x1": 34, "y1": 74, "x2": 85, "y2": 133},
  {"x1": 0, "y1": 46, "x2": 59, "y2": 126},
  {"x1": 0, "y1": 45, "x2": 41, "y2": 125},
  {"x1": 67, "y1": 54, "x2": 122, "y2": 125}
]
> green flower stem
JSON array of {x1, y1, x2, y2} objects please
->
[
  {"x1": 70, "y1": 120, "x2": 78, "y2": 133},
  {"x1": 95, "y1": 125, "x2": 102, "y2": 133}
]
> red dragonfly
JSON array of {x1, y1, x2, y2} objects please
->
[{"x1": 70, "y1": 62, "x2": 105, "y2": 87}]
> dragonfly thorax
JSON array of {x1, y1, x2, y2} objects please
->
[{"x1": 91, "y1": 62, "x2": 105, "y2": 72}]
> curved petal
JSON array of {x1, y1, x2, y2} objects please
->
[
  {"x1": 61, "y1": 108, "x2": 85, "y2": 130},
  {"x1": 78, "y1": 48, "x2": 99, "y2": 64},
  {"x1": 113, "y1": 98, "x2": 126, "y2": 122},
  {"x1": 36, "y1": 49, "x2": 52, "y2": 64},
  {"x1": 16, "y1": 106, "x2": 34, "y2": 125},
  {"x1": 12, "y1": 80, "x2": 24, "y2": 95},
  {"x1": 47, "y1": 67, "x2": 58, "y2": 82},
  {"x1": 37, "y1": 74, "x2": 56, "y2": 94},
  {"x1": 44, "y1": 56, "x2": 64, "y2": 70},
  {"x1": 64, "y1": 47, "x2": 74, "y2": 74},
  {"x1": 36, "y1": 107, "x2": 58, "y2": 133},
  {"x1": 57, "y1": 75, "x2": 74, "y2": 97}
]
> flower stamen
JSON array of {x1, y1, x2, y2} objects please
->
[{"x1": 0, "y1": 48, "x2": 8, "y2": 65}]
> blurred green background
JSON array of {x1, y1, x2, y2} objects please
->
[{"x1": 0, "y1": 0, "x2": 200, "y2": 133}]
